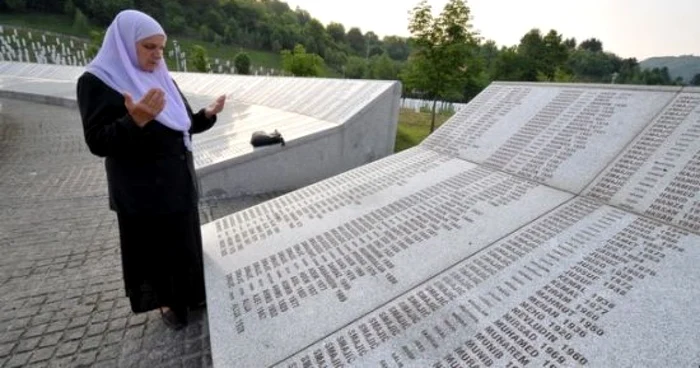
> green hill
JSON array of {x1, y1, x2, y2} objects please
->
[
  {"x1": 0, "y1": 13, "x2": 283, "y2": 72},
  {"x1": 640, "y1": 55, "x2": 700, "y2": 83}
]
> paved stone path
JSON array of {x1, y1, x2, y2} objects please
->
[{"x1": 0, "y1": 98, "x2": 280, "y2": 368}]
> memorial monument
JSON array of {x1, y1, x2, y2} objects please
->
[
  {"x1": 0, "y1": 61, "x2": 401, "y2": 197},
  {"x1": 201, "y1": 82, "x2": 700, "y2": 367}
]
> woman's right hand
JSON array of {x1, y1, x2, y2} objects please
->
[{"x1": 123, "y1": 88, "x2": 166, "y2": 127}]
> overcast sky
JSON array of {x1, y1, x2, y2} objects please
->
[{"x1": 284, "y1": 0, "x2": 698, "y2": 60}]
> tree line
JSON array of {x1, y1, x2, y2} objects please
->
[{"x1": 2, "y1": 0, "x2": 694, "y2": 105}]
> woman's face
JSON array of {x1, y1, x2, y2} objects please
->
[{"x1": 136, "y1": 34, "x2": 166, "y2": 72}]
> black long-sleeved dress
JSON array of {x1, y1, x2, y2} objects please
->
[{"x1": 76, "y1": 72, "x2": 216, "y2": 316}]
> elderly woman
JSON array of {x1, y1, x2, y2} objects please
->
[{"x1": 76, "y1": 9, "x2": 225, "y2": 330}]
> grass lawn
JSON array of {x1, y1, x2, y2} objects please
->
[{"x1": 394, "y1": 108, "x2": 454, "y2": 152}]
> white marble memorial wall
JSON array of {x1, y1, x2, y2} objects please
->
[{"x1": 201, "y1": 82, "x2": 700, "y2": 367}]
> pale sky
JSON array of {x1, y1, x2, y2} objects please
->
[{"x1": 284, "y1": 0, "x2": 698, "y2": 60}]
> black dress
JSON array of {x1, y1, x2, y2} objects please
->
[{"x1": 76, "y1": 72, "x2": 216, "y2": 315}]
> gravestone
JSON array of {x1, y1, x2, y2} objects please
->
[{"x1": 201, "y1": 83, "x2": 700, "y2": 367}]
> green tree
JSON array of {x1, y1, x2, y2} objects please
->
[
  {"x1": 579, "y1": 38, "x2": 603, "y2": 52},
  {"x1": 690, "y1": 73, "x2": 700, "y2": 86},
  {"x1": 86, "y1": 29, "x2": 105, "y2": 60},
  {"x1": 281, "y1": 44, "x2": 324, "y2": 77},
  {"x1": 134, "y1": 0, "x2": 165, "y2": 21},
  {"x1": 541, "y1": 30, "x2": 569, "y2": 80},
  {"x1": 567, "y1": 49, "x2": 617, "y2": 82},
  {"x1": 234, "y1": 52, "x2": 251, "y2": 75},
  {"x1": 326, "y1": 22, "x2": 346, "y2": 44},
  {"x1": 478, "y1": 40, "x2": 499, "y2": 72},
  {"x1": 364, "y1": 31, "x2": 383, "y2": 58},
  {"x1": 563, "y1": 37, "x2": 577, "y2": 50},
  {"x1": 63, "y1": 0, "x2": 75, "y2": 16},
  {"x1": 190, "y1": 45, "x2": 209, "y2": 73},
  {"x1": 303, "y1": 19, "x2": 328, "y2": 57},
  {"x1": 5, "y1": 0, "x2": 27, "y2": 12},
  {"x1": 324, "y1": 49, "x2": 348, "y2": 71},
  {"x1": 490, "y1": 46, "x2": 528, "y2": 81},
  {"x1": 402, "y1": 0, "x2": 477, "y2": 132},
  {"x1": 344, "y1": 56, "x2": 368, "y2": 79},
  {"x1": 72, "y1": 8, "x2": 90, "y2": 34},
  {"x1": 516, "y1": 29, "x2": 545, "y2": 81},
  {"x1": 369, "y1": 54, "x2": 398, "y2": 80},
  {"x1": 86, "y1": 0, "x2": 135, "y2": 25},
  {"x1": 346, "y1": 27, "x2": 365, "y2": 55},
  {"x1": 160, "y1": 1, "x2": 186, "y2": 34},
  {"x1": 383, "y1": 36, "x2": 410, "y2": 61}
]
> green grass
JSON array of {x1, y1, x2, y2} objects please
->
[
  {"x1": 0, "y1": 13, "x2": 81, "y2": 36},
  {"x1": 172, "y1": 37, "x2": 282, "y2": 70},
  {"x1": 394, "y1": 108, "x2": 454, "y2": 152}
]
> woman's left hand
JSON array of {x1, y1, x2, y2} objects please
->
[{"x1": 204, "y1": 95, "x2": 226, "y2": 119}]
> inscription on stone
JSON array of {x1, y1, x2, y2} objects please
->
[
  {"x1": 585, "y1": 90, "x2": 700, "y2": 233},
  {"x1": 203, "y1": 147, "x2": 572, "y2": 367},
  {"x1": 273, "y1": 199, "x2": 698, "y2": 367},
  {"x1": 424, "y1": 84, "x2": 679, "y2": 193},
  {"x1": 200, "y1": 83, "x2": 700, "y2": 368}
]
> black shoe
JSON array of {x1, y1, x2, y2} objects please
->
[{"x1": 160, "y1": 307, "x2": 187, "y2": 330}]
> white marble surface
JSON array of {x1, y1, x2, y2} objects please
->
[
  {"x1": 584, "y1": 88, "x2": 700, "y2": 234},
  {"x1": 201, "y1": 147, "x2": 574, "y2": 367},
  {"x1": 198, "y1": 82, "x2": 700, "y2": 367},
  {"x1": 273, "y1": 198, "x2": 700, "y2": 367},
  {"x1": 423, "y1": 83, "x2": 681, "y2": 193}
]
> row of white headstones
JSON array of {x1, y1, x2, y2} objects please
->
[{"x1": 0, "y1": 25, "x2": 281, "y2": 76}]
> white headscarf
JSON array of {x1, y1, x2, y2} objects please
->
[{"x1": 86, "y1": 9, "x2": 191, "y2": 136}]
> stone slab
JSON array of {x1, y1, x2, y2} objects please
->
[
  {"x1": 274, "y1": 198, "x2": 700, "y2": 367},
  {"x1": 584, "y1": 88, "x2": 700, "y2": 234},
  {"x1": 201, "y1": 147, "x2": 574, "y2": 367},
  {"x1": 423, "y1": 82, "x2": 681, "y2": 193},
  {"x1": 200, "y1": 81, "x2": 700, "y2": 367}
]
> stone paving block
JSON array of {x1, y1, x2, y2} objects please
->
[
  {"x1": 0, "y1": 98, "x2": 275, "y2": 368},
  {"x1": 44, "y1": 319, "x2": 68, "y2": 334},
  {"x1": 79, "y1": 335, "x2": 103, "y2": 351},
  {"x1": 23, "y1": 324, "x2": 48, "y2": 338},
  {"x1": 0, "y1": 343, "x2": 15, "y2": 358},
  {"x1": 127, "y1": 314, "x2": 148, "y2": 327},
  {"x1": 25, "y1": 362, "x2": 49, "y2": 368},
  {"x1": 5, "y1": 351, "x2": 31, "y2": 368},
  {"x1": 37, "y1": 332, "x2": 62, "y2": 348},
  {"x1": 107, "y1": 317, "x2": 128, "y2": 332},
  {"x1": 27, "y1": 346, "x2": 55, "y2": 363},
  {"x1": 0, "y1": 330, "x2": 23, "y2": 345},
  {"x1": 66, "y1": 315, "x2": 90, "y2": 330},
  {"x1": 124, "y1": 325, "x2": 145, "y2": 340},
  {"x1": 96, "y1": 344, "x2": 121, "y2": 362},
  {"x1": 55, "y1": 341, "x2": 80, "y2": 357},
  {"x1": 73, "y1": 350, "x2": 98, "y2": 367},
  {"x1": 63, "y1": 327, "x2": 87, "y2": 341},
  {"x1": 46, "y1": 356, "x2": 75, "y2": 368},
  {"x1": 15, "y1": 337, "x2": 41, "y2": 353},
  {"x1": 103, "y1": 330, "x2": 125, "y2": 346},
  {"x1": 86, "y1": 322, "x2": 108, "y2": 337}
]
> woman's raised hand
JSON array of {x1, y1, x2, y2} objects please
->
[
  {"x1": 124, "y1": 88, "x2": 166, "y2": 127},
  {"x1": 204, "y1": 95, "x2": 226, "y2": 119}
]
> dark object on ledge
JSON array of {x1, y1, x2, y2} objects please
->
[{"x1": 251, "y1": 129, "x2": 285, "y2": 147}]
